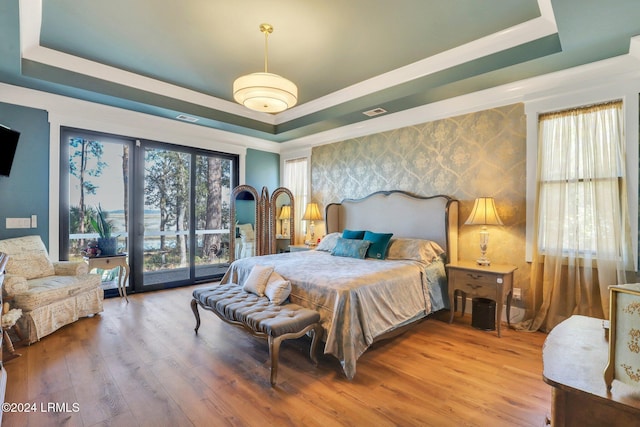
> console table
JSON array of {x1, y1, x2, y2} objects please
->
[
  {"x1": 85, "y1": 253, "x2": 130, "y2": 301},
  {"x1": 542, "y1": 315, "x2": 640, "y2": 426}
]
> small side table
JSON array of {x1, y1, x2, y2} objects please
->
[
  {"x1": 289, "y1": 244, "x2": 313, "y2": 252},
  {"x1": 85, "y1": 253, "x2": 130, "y2": 301},
  {"x1": 446, "y1": 261, "x2": 517, "y2": 337}
]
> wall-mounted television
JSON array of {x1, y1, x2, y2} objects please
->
[{"x1": 0, "y1": 124, "x2": 20, "y2": 177}]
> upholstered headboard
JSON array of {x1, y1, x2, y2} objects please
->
[{"x1": 325, "y1": 191, "x2": 459, "y2": 263}]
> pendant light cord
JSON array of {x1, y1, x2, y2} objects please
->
[
  {"x1": 259, "y1": 23, "x2": 273, "y2": 73},
  {"x1": 264, "y1": 30, "x2": 269, "y2": 73}
]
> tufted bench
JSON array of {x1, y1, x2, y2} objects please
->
[{"x1": 191, "y1": 283, "x2": 322, "y2": 386}]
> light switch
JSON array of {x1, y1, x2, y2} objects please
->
[
  {"x1": 31, "y1": 214, "x2": 37, "y2": 228},
  {"x1": 6, "y1": 218, "x2": 31, "y2": 229}
]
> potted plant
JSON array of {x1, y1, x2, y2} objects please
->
[{"x1": 90, "y1": 205, "x2": 117, "y2": 256}]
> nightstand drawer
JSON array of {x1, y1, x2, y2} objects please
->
[
  {"x1": 458, "y1": 281, "x2": 497, "y2": 299},
  {"x1": 453, "y1": 270, "x2": 499, "y2": 287}
]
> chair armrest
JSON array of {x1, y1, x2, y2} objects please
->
[
  {"x1": 53, "y1": 261, "x2": 89, "y2": 276},
  {"x1": 3, "y1": 274, "x2": 29, "y2": 296}
]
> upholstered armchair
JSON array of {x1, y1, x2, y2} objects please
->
[{"x1": 0, "y1": 235, "x2": 103, "y2": 343}]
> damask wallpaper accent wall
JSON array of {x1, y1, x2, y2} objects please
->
[{"x1": 311, "y1": 103, "x2": 530, "y2": 305}]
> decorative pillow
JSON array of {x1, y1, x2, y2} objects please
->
[
  {"x1": 316, "y1": 232, "x2": 341, "y2": 252},
  {"x1": 342, "y1": 229, "x2": 365, "y2": 240},
  {"x1": 242, "y1": 264, "x2": 274, "y2": 296},
  {"x1": 0, "y1": 235, "x2": 55, "y2": 279},
  {"x1": 363, "y1": 231, "x2": 394, "y2": 259},
  {"x1": 331, "y1": 237, "x2": 370, "y2": 259},
  {"x1": 386, "y1": 238, "x2": 445, "y2": 264},
  {"x1": 265, "y1": 271, "x2": 292, "y2": 305}
]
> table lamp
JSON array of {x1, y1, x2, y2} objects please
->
[
  {"x1": 302, "y1": 202, "x2": 323, "y2": 244},
  {"x1": 465, "y1": 197, "x2": 503, "y2": 266},
  {"x1": 278, "y1": 205, "x2": 291, "y2": 237}
]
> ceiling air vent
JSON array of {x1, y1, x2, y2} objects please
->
[
  {"x1": 363, "y1": 107, "x2": 387, "y2": 117},
  {"x1": 176, "y1": 114, "x2": 199, "y2": 123}
]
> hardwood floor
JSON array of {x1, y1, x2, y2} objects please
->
[{"x1": 2, "y1": 285, "x2": 551, "y2": 427}]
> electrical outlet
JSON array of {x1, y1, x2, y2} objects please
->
[{"x1": 513, "y1": 287, "x2": 522, "y2": 300}]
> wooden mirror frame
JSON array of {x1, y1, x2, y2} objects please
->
[
  {"x1": 258, "y1": 186, "x2": 270, "y2": 256},
  {"x1": 229, "y1": 185, "x2": 260, "y2": 262},
  {"x1": 269, "y1": 187, "x2": 295, "y2": 254}
]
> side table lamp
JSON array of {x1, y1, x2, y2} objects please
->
[
  {"x1": 303, "y1": 202, "x2": 323, "y2": 245},
  {"x1": 465, "y1": 197, "x2": 503, "y2": 266},
  {"x1": 278, "y1": 205, "x2": 291, "y2": 237}
]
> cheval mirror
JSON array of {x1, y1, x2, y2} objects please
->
[
  {"x1": 229, "y1": 185, "x2": 260, "y2": 262},
  {"x1": 269, "y1": 187, "x2": 295, "y2": 254}
]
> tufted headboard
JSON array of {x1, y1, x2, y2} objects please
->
[{"x1": 325, "y1": 190, "x2": 459, "y2": 263}]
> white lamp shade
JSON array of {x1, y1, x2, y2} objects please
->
[
  {"x1": 278, "y1": 205, "x2": 291, "y2": 220},
  {"x1": 233, "y1": 72, "x2": 298, "y2": 113},
  {"x1": 302, "y1": 203, "x2": 323, "y2": 221},
  {"x1": 465, "y1": 197, "x2": 503, "y2": 226}
]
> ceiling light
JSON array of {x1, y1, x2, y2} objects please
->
[{"x1": 233, "y1": 24, "x2": 298, "y2": 114}]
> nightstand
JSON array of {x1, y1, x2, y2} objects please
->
[
  {"x1": 446, "y1": 261, "x2": 517, "y2": 337},
  {"x1": 289, "y1": 244, "x2": 313, "y2": 252}
]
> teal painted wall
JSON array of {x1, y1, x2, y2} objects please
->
[
  {"x1": 245, "y1": 148, "x2": 279, "y2": 192},
  {"x1": 0, "y1": 102, "x2": 50, "y2": 246}
]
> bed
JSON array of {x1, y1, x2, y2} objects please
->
[{"x1": 220, "y1": 191, "x2": 459, "y2": 379}]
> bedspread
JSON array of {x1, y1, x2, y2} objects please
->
[{"x1": 220, "y1": 250, "x2": 447, "y2": 379}]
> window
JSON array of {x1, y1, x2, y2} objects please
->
[
  {"x1": 283, "y1": 157, "x2": 309, "y2": 245},
  {"x1": 536, "y1": 100, "x2": 630, "y2": 262}
]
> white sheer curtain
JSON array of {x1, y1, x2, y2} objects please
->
[
  {"x1": 283, "y1": 157, "x2": 309, "y2": 245},
  {"x1": 526, "y1": 100, "x2": 633, "y2": 332}
]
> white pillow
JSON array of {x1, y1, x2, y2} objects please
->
[
  {"x1": 316, "y1": 232, "x2": 341, "y2": 252},
  {"x1": 265, "y1": 271, "x2": 292, "y2": 305},
  {"x1": 242, "y1": 264, "x2": 274, "y2": 296}
]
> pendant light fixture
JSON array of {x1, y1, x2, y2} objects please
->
[{"x1": 233, "y1": 23, "x2": 298, "y2": 113}]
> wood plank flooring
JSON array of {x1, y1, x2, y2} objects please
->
[{"x1": 2, "y1": 285, "x2": 551, "y2": 427}]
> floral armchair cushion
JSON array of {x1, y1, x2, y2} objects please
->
[{"x1": 0, "y1": 235, "x2": 56, "y2": 280}]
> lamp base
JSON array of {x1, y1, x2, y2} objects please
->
[{"x1": 476, "y1": 258, "x2": 491, "y2": 266}]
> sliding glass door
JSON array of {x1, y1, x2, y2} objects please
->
[
  {"x1": 193, "y1": 154, "x2": 232, "y2": 280},
  {"x1": 61, "y1": 130, "x2": 133, "y2": 296},
  {"x1": 60, "y1": 128, "x2": 237, "y2": 296}
]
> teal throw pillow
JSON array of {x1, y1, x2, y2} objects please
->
[
  {"x1": 342, "y1": 229, "x2": 365, "y2": 239},
  {"x1": 331, "y1": 237, "x2": 370, "y2": 259},
  {"x1": 363, "y1": 231, "x2": 394, "y2": 259}
]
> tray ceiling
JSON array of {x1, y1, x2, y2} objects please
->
[{"x1": 2, "y1": 0, "x2": 640, "y2": 142}]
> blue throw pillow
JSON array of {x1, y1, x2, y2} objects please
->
[
  {"x1": 363, "y1": 231, "x2": 394, "y2": 259},
  {"x1": 342, "y1": 229, "x2": 366, "y2": 239},
  {"x1": 331, "y1": 237, "x2": 371, "y2": 259}
]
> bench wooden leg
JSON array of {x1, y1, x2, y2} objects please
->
[
  {"x1": 268, "y1": 335, "x2": 282, "y2": 387},
  {"x1": 309, "y1": 323, "x2": 322, "y2": 366},
  {"x1": 190, "y1": 299, "x2": 201, "y2": 334},
  {"x1": 268, "y1": 323, "x2": 323, "y2": 387}
]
